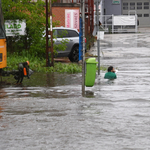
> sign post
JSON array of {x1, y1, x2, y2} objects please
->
[
  {"x1": 80, "y1": 0, "x2": 85, "y2": 97},
  {"x1": 94, "y1": 0, "x2": 101, "y2": 75}
]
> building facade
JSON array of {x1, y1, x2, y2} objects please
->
[{"x1": 102, "y1": 0, "x2": 150, "y2": 27}]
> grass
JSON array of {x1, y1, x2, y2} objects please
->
[
  {"x1": 5, "y1": 53, "x2": 82, "y2": 74},
  {"x1": 4, "y1": 52, "x2": 107, "y2": 74}
]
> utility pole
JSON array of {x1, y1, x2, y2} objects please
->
[
  {"x1": 45, "y1": 0, "x2": 49, "y2": 67},
  {"x1": 80, "y1": 0, "x2": 85, "y2": 97},
  {"x1": 96, "y1": 0, "x2": 100, "y2": 75},
  {"x1": 45, "y1": 0, "x2": 54, "y2": 67},
  {"x1": 49, "y1": 0, "x2": 54, "y2": 67}
]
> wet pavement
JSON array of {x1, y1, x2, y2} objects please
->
[{"x1": 1, "y1": 33, "x2": 150, "y2": 149}]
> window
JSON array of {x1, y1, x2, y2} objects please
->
[
  {"x1": 68, "y1": 30, "x2": 78, "y2": 37},
  {"x1": 123, "y1": 7, "x2": 128, "y2": 10},
  {"x1": 0, "y1": 53, "x2": 2, "y2": 62},
  {"x1": 144, "y1": 2, "x2": 149, "y2": 9},
  {"x1": 53, "y1": 30, "x2": 57, "y2": 38},
  {"x1": 137, "y1": 2, "x2": 142, "y2": 9},
  {"x1": 137, "y1": 14, "x2": 142, "y2": 17},
  {"x1": 137, "y1": 2, "x2": 142, "y2": 5},
  {"x1": 144, "y1": 14, "x2": 149, "y2": 17},
  {"x1": 57, "y1": 29, "x2": 69, "y2": 38},
  {"x1": 123, "y1": 3, "x2": 128, "y2": 10},
  {"x1": 137, "y1": 6, "x2": 142, "y2": 9},
  {"x1": 130, "y1": 2, "x2": 135, "y2": 10},
  {"x1": 123, "y1": 2, "x2": 128, "y2": 6},
  {"x1": 130, "y1": 2, "x2": 135, "y2": 5},
  {"x1": 144, "y1": 2, "x2": 149, "y2": 5}
]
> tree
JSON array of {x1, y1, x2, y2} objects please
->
[{"x1": 2, "y1": 0, "x2": 48, "y2": 58}]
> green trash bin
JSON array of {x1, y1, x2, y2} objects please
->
[{"x1": 85, "y1": 58, "x2": 98, "y2": 87}]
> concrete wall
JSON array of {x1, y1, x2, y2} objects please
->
[{"x1": 104, "y1": 0, "x2": 122, "y2": 15}]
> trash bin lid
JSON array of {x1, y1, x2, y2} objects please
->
[{"x1": 86, "y1": 58, "x2": 98, "y2": 64}]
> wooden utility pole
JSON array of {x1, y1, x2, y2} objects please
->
[
  {"x1": 45, "y1": 0, "x2": 49, "y2": 67},
  {"x1": 49, "y1": 0, "x2": 54, "y2": 67},
  {"x1": 45, "y1": 0, "x2": 54, "y2": 67},
  {"x1": 96, "y1": 0, "x2": 100, "y2": 75}
]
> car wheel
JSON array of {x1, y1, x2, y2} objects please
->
[{"x1": 69, "y1": 46, "x2": 79, "y2": 62}]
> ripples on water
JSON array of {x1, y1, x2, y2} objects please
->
[
  {"x1": 1, "y1": 72, "x2": 150, "y2": 149},
  {"x1": 1, "y1": 33, "x2": 150, "y2": 149}
]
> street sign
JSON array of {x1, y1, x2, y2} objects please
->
[
  {"x1": 5, "y1": 20, "x2": 26, "y2": 36},
  {"x1": 112, "y1": 0, "x2": 120, "y2": 4}
]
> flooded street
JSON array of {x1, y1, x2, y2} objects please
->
[{"x1": 1, "y1": 33, "x2": 150, "y2": 149}]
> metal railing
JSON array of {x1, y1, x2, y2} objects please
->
[{"x1": 100, "y1": 15, "x2": 138, "y2": 33}]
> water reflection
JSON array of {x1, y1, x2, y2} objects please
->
[
  {"x1": 0, "y1": 72, "x2": 82, "y2": 88},
  {"x1": 1, "y1": 33, "x2": 150, "y2": 149},
  {"x1": 0, "y1": 106, "x2": 3, "y2": 119},
  {"x1": 0, "y1": 89, "x2": 6, "y2": 119},
  {"x1": 0, "y1": 88, "x2": 7, "y2": 99}
]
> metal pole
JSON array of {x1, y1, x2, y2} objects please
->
[
  {"x1": 49, "y1": 0, "x2": 54, "y2": 67},
  {"x1": 81, "y1": 0, "x2": 85, "y2": 97},
  {"x1": 96, "y1": 0, "x2": 100, "y2": 75},
  {"x1": 46, "y1": 0, "x2": 48, "y2": 66},
  {"x1": 112, "y1": 14, "x2": 114, "y2": 33}
]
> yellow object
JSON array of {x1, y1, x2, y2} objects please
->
[{"x1": 0, "y1": 39, "x2": 7, "y2": 69}]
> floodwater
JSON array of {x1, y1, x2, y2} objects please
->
[{"x1": 1, "y1": 33, "x2": 150, "y2": 149}]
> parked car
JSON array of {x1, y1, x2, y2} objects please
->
[{"x1": 44, "y1": 27, "x2": 86, "y2": 62}]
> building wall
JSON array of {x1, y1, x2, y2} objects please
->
[
  {"x1": 52, "y1": 3, "x2": 80, "y2": 27},
  {"x1": 104, "y1": 0, "x2": 122, "y2": 15}
]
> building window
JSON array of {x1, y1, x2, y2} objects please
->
[
  {"x1": 137, "y1": 2, "x2": 142, "y2": 5},
  {"x1": 123, "y1": 2, "x2": 128, "y2": 6},
  {"x1": 137, "y1": 6, "x2": 142, "y2": 9},
  {"x1": 130, "y1": 2, "x2": 135, "y2": 10},
  {"x1": 123, "y1": 3, "x2": 128, "y2": 10},
  {"x1": 137, "y1": 2, "x2": 142, "y2": 9},
  {"x1": 144, "y1": 2, "x2": 149, "y2": 9},
  {"x1": 123, "y1": 7, "x2": 128, "y2": 10},
  {"x1": 144, "y1": 2, "x2": 149, "y2": 5},
  {"x1": 137, "y1": 14, "x2": 142, "y2": 17},
  {"x1": 144, "y1": 14, "x2": 149, "y2": 17}
]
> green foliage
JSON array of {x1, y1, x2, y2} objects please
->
[
  {"x1": 2, "y1": 0, "x2": 45, "y2": 56},
  {"x1": 1, "y1": 0, "x2": 62, "y2": 58},
  {"x1": 86, "y1": 35, "x2": 96, "y2": 50},
  {"x1": 5, "y1": 52, "x2": 82, "y2": 74}
]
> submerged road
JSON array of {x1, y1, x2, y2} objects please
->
[{"x1": 1, "y1": 33, "x2": 150, "y2": 149}]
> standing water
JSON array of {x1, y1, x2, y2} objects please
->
[{"x1": 1, "y1": 33, "x2": 150, "y2": 149}]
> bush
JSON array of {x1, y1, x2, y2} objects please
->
[{"x1": 5, "y1": 52, "x2": 82, "y2": 74}]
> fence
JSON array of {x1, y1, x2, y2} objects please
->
[{"x1": 100, "y1": 15, "x2": 138, "y2": 33}]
